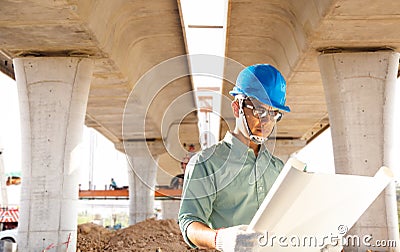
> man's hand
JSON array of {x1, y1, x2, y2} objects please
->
[{"x1": 215, "y1": 225, "x2": 261, "y2": 252}]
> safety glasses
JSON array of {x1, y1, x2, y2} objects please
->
[{"x1": 242, "y1": 98, "x2": 283, "y2": 122}]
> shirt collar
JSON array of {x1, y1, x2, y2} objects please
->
[{"x1": 223, "y1": 131, "x2": 272, "y2": 158}]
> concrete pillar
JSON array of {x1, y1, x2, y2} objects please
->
[
  {"x1": 122, "y1": 141, "x2": 165, "y2": 225},
  {"x1": 13, "y1": 57, "x2": 93, "y2": 252},
  {"x1": 318, "y1": 51, "x2": 400, "y2": 251},
  {"x1": 161, "y1": 200, "x2": 181, "y2": 220}
]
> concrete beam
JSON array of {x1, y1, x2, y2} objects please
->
[{"x1": 0, "y1": 50, "x2": 14, "y2": 80}]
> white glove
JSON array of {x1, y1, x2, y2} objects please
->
[{"x1": 215, "y1": 225, "x2": 261, "y2": 252}]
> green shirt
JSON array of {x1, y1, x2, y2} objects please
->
[{"x1": 178, "y1": 132, "x2": 284, "y2": 248}]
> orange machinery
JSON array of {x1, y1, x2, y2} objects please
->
[{"x1": 79, "y1": 188, "x2": 182, "y2": 200}]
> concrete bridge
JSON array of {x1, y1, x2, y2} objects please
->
[{"x1": 0, "y1": 0, "x2": 399, "y2": 251}]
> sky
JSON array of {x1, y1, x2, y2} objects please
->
[
  {"x1": 0, "y1": 72, "x2": 21, "y2": 175},
  {"x1": 180, "y1": 0, "x2": 229, "y2": 147}
]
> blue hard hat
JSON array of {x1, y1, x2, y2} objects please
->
[{"x1": 229, "y1": 64, "x2": 290, "y2": 112}]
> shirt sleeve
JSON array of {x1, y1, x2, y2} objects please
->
[{"x1": 178, "y1": 154, "x2": 217, "y2": 248}]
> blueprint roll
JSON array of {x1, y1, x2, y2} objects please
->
[{"x1": 247, "y1": 158, "x2": 394, "y2": 252}]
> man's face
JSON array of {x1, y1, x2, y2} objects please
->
[{"x1": 242, "y1": 98, "x2": 280, "y2": 139}]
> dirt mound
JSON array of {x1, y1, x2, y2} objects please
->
[
  {"x1": 77, "y1": 222, "x2": 114, "y2": 251},
  {"x1": 105, "y1": 219, "x2": 191, "y2": 251},
  {"x1": 77, "y1": 218, "x2": 215, "y2": 252}
]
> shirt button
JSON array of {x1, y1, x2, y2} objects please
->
[{"x1": 259, "y1": 186, "x2": 263, "y2": 191}]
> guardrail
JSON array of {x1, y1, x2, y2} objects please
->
[{"x1": 78, "y1": 188, "x2": 182, "y2": 200}]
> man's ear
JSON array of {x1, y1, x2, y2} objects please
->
[{"x1": 231, "y1": 100, "x2": 240, "y2": 118}]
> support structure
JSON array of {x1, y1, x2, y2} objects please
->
[
  {"x1": 161, "y1": 200, "x2": 181, "y2": 220},
  {"x1": 14, "y1": 57, "x2": 93, "y2": 252},
  {"x1": 318, "y1": 51, "x2": 400, "y2": 251},
  {"x1": 122, "y1": 141, "x2": 165, "y2": 224}
]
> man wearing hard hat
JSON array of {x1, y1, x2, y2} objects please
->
[{"x1": 178, "y1": 64, "x2": 289, "y2": 251}]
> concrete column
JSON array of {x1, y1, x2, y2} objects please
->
[
  {"x1": 161, "y1": 200, "x2": 181, "y2": 220},
  {"x1": 13, "y1": 57, "x2": 93, "y2": 252},
  {"x1": 318, "y1": 51, "x2": 400, "y2": 251},
  {"x1": 122, "y1": 141, "x2": 165, "y2": 225}
]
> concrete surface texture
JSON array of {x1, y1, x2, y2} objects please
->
[
  {"x1": 318, "y1": 51, "x2": 400, "y2": 251},
  {"x1": 123, "y1": 141, "x2": 165, "y2": 225},
  {"x1": 13, "y1": 57, "x2": 93, "y2": 251},
  {"x1": 0, "y1": 0, "x2": 199, "y2": 149},
  {"x1": 222, "y1": 0, "x2": 400, "y2": 148}
]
